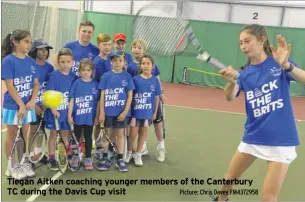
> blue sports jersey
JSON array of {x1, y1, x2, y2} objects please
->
[
  {"x1": 116, "y1": 51, "x2": 133, "y2": 65},
  {"x1": 64, "y1": 40, "x2": 100, "y2": 77},
  {"x1": 1, "y1": 54, "x2": 37, "y2": 110},
  {"x1": 93, "y1": 55, "x2": 112, "y2": 81},
  {"x1": 132, "y1": 75, "x2": 162, "y2": 119},
  {"x1": 127, "y1": 61, "x2": 160, "y2": 77},
  {"x1": 35, "y1": 62, "x2": 54, "y2": 105},
  {"x1": 69, "y1": 78, "x2": 100, "y2": 125},
  {"x1": 237, "y1": 56, "x2": 299, "y2": 146},
  {"x1": 44, "y1": 70, "x2": 78, "y2": 122},
  {"x1": 98, "y1": 70, "x2": 135, "y2": 117}
]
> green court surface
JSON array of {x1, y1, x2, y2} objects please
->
[{"x1": 2, "y1": 105, "x2": 305, "y2": 201}]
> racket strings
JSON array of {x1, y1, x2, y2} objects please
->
[{"x1": 134, "y1": 14, "x2": 186, "y2": 55}]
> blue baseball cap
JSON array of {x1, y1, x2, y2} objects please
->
[
  {"x1": 109, "y1": 51, "x2": 126, "y2": 60},
  {"x1": 31, "y1": 39, "x2": 53, "y2": 50}
]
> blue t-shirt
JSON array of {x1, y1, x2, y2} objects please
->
[
  {"x1": 35, "y1": 62, "x2": 54, "y2": 105},
  {"x1": 1, "y1": 54, "x2": 37, "y2": 110},
  {"x1": 93, "y1": 55, "x2": 112, "y2": 81},
  {"x1": 44, "y1": 70, "x2": 78, "y2": 122},
  {"x1": 64, "y1": 40, "x2": 100, "y2": 77},
  {"x1": 132, "y1": 75, "x2": 162, "y2": 119},
  {"x1": 116, "y1": 51, "x2": 133, "y2": 65},
  {"x1": 69, "y1": 78, "x2": 100, "y2": 126},
  {"x1": 127, "y1": 61, "x2": 160, "y2": 77},
  {"x1": 98, "y1": 70, "x2": 135, "y2": 117},
  {"x1": 237, "y1": 56, "x2": 299, "y2": 146}
]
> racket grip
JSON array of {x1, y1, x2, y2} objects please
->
[
  {"x1": 54, "y1": 118, "x2": 59, "y2": 131},
  {"x1": 207, "y1": 57, "x2": 227, "y2": 70}
]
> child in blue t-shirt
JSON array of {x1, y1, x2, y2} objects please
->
[
  {"x1": 68, "y1": 59, "x2": 100, "y2": 170},
  {"x1": 98, "y1": 52, "x2": 135, "y2": 172},
  {"x1": 126, "y1": 55, "x2": 161, "y2": 166},
  {"x1": 1, "y1": 30, "x2": 40, "y2": 180},
  {"x1": 44, "y1": 48, "x2": 78, "y2": 170},
  {"x1": 28, "y1": 39, "x2": 54, "y2": 164}
]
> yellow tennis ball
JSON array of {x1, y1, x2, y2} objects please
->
[{"x1": 42, "y1": 90, "x2": 64, "y2": 108}]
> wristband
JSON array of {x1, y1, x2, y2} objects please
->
[{"x1": 285, "y1": 63, "x2": 294, "y2": 73}]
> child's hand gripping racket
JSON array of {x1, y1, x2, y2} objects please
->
[{"x1": 132, "y1": 2, "x2": 240, "y2": 79}]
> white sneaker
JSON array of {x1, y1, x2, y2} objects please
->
[
  {"x1": 7, "y1": 164, "x2": 27, "y2": 180},
  {"x1": 22, "y1": 163, "x2": 36, "y2": 178},
  {"x1": 141, "y1": 143, "x2": 149, "y2": 156},
  {"x1": 125, "y1": 151, "x2": 133, "y2": 163},
  {"x1": 133, "y1": 152, "x2": 143, "y2": 167},
  {"x1": 157, "y1": 144, "x2": 166, "y2": 162}
]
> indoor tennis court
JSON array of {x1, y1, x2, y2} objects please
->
[{"x1": 1, "y1": 1, "x2": 305, "y2": 201}]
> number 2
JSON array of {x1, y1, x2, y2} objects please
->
[{"x1": 253, "y1": 12, "x2": 258, "y2": 20}]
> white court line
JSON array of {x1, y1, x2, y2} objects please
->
[
  {"x1": 26, "y1": 172, "x2": 62, "y2": 202},
  {"x1": 165, "y1": 104, "x2": 305, "y2": 122}
]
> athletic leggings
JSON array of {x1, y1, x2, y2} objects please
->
[{"x1": 73, "y1": 124, "x2": 93, "y2": 158}]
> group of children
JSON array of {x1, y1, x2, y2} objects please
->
[{"x1": 2, "y1": 20, "x2": 166, "y2": 180}]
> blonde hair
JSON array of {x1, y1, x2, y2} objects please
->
[
  {"x1": 57, "y1": 48, "x2": 73, "y2": 61},
  {"x1": 97, "y1": 33, "x2": 111, "y2": 44},
  {"x1": 131, "y1": 39, "x2": 147, "y2": 53}
]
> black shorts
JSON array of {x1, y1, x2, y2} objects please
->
[
  {"x1": 30, "y1": 115, "x2": 42, "y2": 126},
  {"x1": 105, "y1": 116, "x2": 128, "y2": 129},
  {"x1": 153, "y1": 102, "x2": 164, "y2": 124}
]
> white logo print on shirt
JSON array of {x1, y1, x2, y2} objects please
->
[
  {"x1": 246, "y1": 79, "x2": 283, "y2": 118},
  {"x1": 270, "y1": 67, "x2": 282, "y2": 77}
]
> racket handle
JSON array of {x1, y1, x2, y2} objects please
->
[
  {"x1": 54, "y1": 118, "x2": 59, "y2": 131},
  {"x1": 18, "y1": 116, "x2": 23, "y2": 128},
  {"x1": 70, "y1": 124, "x2": 74, "y2": 132}
]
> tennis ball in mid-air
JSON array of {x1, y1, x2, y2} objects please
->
[{"x1": 42, "y1": 90, "x2": 64, "y2": 108}]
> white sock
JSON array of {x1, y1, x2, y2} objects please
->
[{"x1": 158, "y1": 141, "x2": 165, "y2": 149}]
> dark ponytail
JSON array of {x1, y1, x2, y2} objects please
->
[
  {"x1": 1, "y1": 30, "x2": 31, "y2": 60},
  {"x1": 239, "y1": 24, "x2": 270, "y2": 70}
]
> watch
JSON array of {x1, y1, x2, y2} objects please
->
[{"x1": 285, "y1": 63, "x2": 294, "y2": 72}]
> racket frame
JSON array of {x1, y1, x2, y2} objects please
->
[
  {"x1": 7, "y1": 117, "x2": 26, "y2": 177},
  {"x1": 54, "y1": 118, "x2": 68, "y2": 173},
  {"x1": 28, "y1": 113, "x2": 48, "y2": 164},
  {"x1": 68, "y1": 124, "x2": 82, "y2": 172}
]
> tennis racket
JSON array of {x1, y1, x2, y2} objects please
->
[
  {"x1": 132, "y1": 2, "x2": 240, "y2": 79},
  {"x1": 54, "y1": 118, "x2": 68, "y2": 173},
  {"x1": 93, "y1": 123, "x2": 107, "y2": 170},
  {"x1": 7, "y1": 117, "x2": 27, "y2": 179},
  {"x1": 28, "y1": 113, "x2": 48, "y2": 164},
  {"x1": 68, "y1": 124, "x2": 81, "y2": 172},
  {"x1": 160, "y1": 100, "x2": 166, "y2": 139}
]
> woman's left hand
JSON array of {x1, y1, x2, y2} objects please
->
[{"x1": 270, "y1": 35, "x2": 291, "y2": 69}]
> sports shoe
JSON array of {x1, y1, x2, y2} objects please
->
[
  {"x1": 6, "y1": 164, "x2": 27, "y2": 180},
  {"x1": 70, "y1": 156, "x2": 80, "y2": 168},
  {"x1": 84, "y1": 158, "x2": 93, "y2": 170},
  {"x1": 211, "y1": 195, "x2": 229, "y2": 201},
  {"x1": 141, "y1": 142, "x2": 149, "y2": 156},
  {"x1": 97, "y1": 157, "x2": 111, "y2": 171},
  {"x1": 124, "y1": 151, "x2": 133, "y2": 163},
  {"x1": 116, "y1": 159, "x2": 128, "y2": 172},
  {"x1": 157, "y1": 144, "x2": 166, "y2": 162},
  {"x1": 133, "y1": 152, "x2": 143, "y2": 167},
  {"x1": 48, "y1": 158, "x2": 58, "y2": 171},
  {"x1": 22, "y1": 163, "x2": 36, "y2": 178}
]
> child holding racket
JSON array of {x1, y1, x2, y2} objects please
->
[
  {"x1": 214, "y1": 24, "x2": 305, "y2": 201},
  {"x1": 2, "y1": 30, "x2": 39, "y2": 179},
  {"x1": 126, "y1": 55, "x2": 162, "y2": 166},
  {"x1": 128, "y1": 39, "x2": 166, "y2": 162},
  {"x1": 68, "y1": 58, "x2": 100, "y2": 170},
  {"x1": 93, "y1": 33, "x2": 112, "y2": 81},
  {"x1": 113, "y1": 33, "x2": 133, "y2": 65},
  {"x1": 98, "y1": 52, "x2": 134, "y2": 172},
  {"x1": 28, "y1": 39, "x2": 54, "y2": 164},
  {"x1": 44, "y1": 48, "x2": 78, "y2": 170}
]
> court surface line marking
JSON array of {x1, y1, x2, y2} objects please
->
[
  {"x1": 25, "y1": 172, "x2": 62, "y2": 201},
  {"x1": 165, "y1": 104, "x2": 305, "y2": 122}
]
